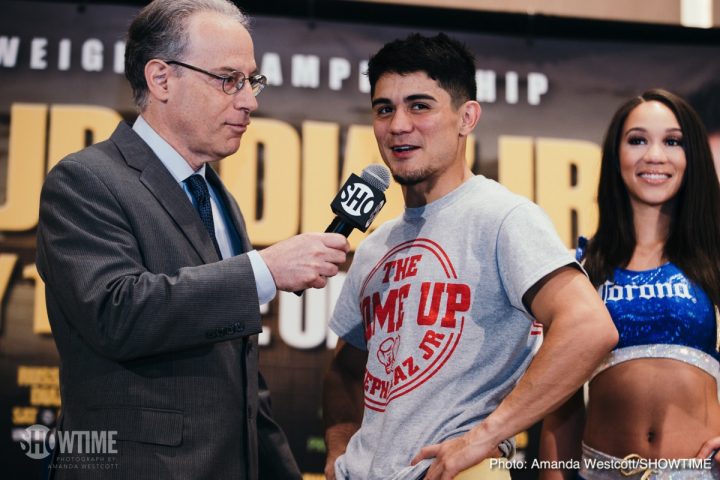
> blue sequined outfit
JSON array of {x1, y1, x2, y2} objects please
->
[{"x1": 576, "y1": 238, "x2": 720, "y2": 381}]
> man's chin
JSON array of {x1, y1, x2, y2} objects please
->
[
  {"x1": 392, "y1": 171, "x2": 428, "y2": 186},
  {"x1": 217, "y1": 141, "x2": 242, "y2": 159}
]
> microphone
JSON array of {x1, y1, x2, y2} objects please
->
[
  {"x1": 326, "y1": 164, "x2": 391, "y2": 236},
  {"x1": 295, "y1": 164, "x2": 391, "y2": 296}
]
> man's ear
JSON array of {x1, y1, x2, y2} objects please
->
[
  {"x1": 145, "y1": 59, "x2": 172, "y2": 103},
  {"x1": 458, "y1": 100, "x2": 481, "y2": 137}
]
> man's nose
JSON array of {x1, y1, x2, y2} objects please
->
[
  {"x1": 233, "y1": 83, "x2": 259, "y2": 112},
  {"x1": 389, "y1": 108, "x2": 413, "y2": 134}
]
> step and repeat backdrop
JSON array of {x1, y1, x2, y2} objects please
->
[{"x1": 1, "y1": 1, "x2": 719, "y2": 477}]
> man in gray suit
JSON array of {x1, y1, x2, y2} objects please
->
[{"x1": 35, "y1": 0, "x2": 348, "y2": 478}]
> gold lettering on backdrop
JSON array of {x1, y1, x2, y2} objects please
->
[
  {"x1": 0, "y1": 104, "x2": 119, "y2": 231},
  {"x1": 467, "y1": 135, "x2": 476, "y2": 170},
  {"x1": 17, "y1": 366, "x2": 61, "y2": 409},
  {"x1": 536, "y1": 139, "x2": 600, "y2": 246},
  {"x1": 221, "y1": 118, "x2": 301, "y2": 246},
  {"x1": 17, "y1": 366, "x2": 59, "y2": 386},
  {"x1": 498, "y1": 136, "x2": 534, "y2": 199},
  {"x1": 12, "y1": 406, "x2": 38, "y2": 425},
  {"x1": 0, "y1": 254, "x2": 18, "y2": 311},
  {"x1": 47, "y1": 104, "x2": 121, "y2": 172},
  {"x1": 498, "y1": 136, "x2": 600, "y2": 247},
  {"x1": 30, "y1": 386, "x2": 61, "y2": 406},
  {"x1": 22, "y1": 264, "x2": 50, "y2": 334},
  {"x1": 0, "y1": 104, "x2": 47, "y2": 231},
  {"x1": 300, "y1": 121, "x2": 340, "y2": 233}
]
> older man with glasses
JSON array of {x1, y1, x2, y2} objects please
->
[{"x1": 35, "y1": 0, "x2": 349, "y2": 478}]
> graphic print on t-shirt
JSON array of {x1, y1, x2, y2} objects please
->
[{"x1": 360, "y1": 238, "x2": 471, "y2": 412}]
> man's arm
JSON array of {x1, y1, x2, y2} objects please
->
[
  {"x1": 37, "y1": 157, "x2": 348, "y2": 362},
  {"x1": 323, "y1": 339, "x2": 368, "y2": 480},
  {"x1": 413, "y1": 266, "x2": 617, "y2": 480},
  {"x1": 538, "y1": 389, "x2": 585, "y2": 480}
]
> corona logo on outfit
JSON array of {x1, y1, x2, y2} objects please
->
[{"x1": 359, "y1": 238, "x2": 471, "y2": 412}]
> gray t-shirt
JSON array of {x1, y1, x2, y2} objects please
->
[{"x1": 330, "y1": 175, "x2": 576, "y2": 480}]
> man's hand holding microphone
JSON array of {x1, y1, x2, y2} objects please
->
[{"x1": 260, "y1": 164, "x2": 391, "y2": 292}]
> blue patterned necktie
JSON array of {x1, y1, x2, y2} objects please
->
[{"x1": 184, "y1": 174, "x2": 222, "y2": 259}]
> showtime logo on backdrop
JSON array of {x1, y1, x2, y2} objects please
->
[{"x1": 359, "y1": 239, "x2": 470, "y2": 412}]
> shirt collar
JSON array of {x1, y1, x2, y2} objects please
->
[{"x1": 132, "y1": 115, "x2": 206, "y2": 183}]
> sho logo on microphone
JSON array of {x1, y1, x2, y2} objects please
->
[
  {"x1": 339, "y1": 181, "x2": 377, "y2": 217},
  {"x1": 331, "y1": 173, "x2": 387, "y2": 232}
]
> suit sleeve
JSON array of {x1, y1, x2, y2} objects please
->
[{"x1": 36, "y1": 158, "x2": 262, "y2": 362}]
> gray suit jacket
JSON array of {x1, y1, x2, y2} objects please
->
[{"x1": 36, "y1": 122, "x2": 301, "y2": 479}]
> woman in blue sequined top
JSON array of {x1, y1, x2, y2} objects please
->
[{"x1": 540, "y1": 89, "x2": 720, "y2": 480}]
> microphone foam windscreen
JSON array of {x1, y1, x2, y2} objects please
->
[{"x1": 360, "y1": 164, "x2": 391, "y2": 192}]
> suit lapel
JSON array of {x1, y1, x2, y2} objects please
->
[{"x1": 110, "y1": 122, "x2": 220, "y2": 264}]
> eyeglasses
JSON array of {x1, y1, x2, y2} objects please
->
[{"x1": 166, "y1": 60, "x2": 267, "y2": 96}]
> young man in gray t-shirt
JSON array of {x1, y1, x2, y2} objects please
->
[{"x1": 323, "y1": 33, "x2": 618, "y2": 480}]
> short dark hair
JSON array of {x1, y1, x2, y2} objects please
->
[
  {"x1": 584, "y1": 88, "x2": 720, "y2": 307},
  {"x1": 124, "y1": 0, "x2": 248, "y2": 110},
  {"x1": 689, "y1": 81, "x2": 720, "y2": 135},
  {"x1": 367, "y1": 33, "x2": 477, "y2": 107}
]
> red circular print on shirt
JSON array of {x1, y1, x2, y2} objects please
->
[{"x1": 359, "y1": 238, "x2": 469, "y2": 412}]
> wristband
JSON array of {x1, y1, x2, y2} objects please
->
[{"x1": 497, "y1": 438, "x2": 515, "y2": 459}]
